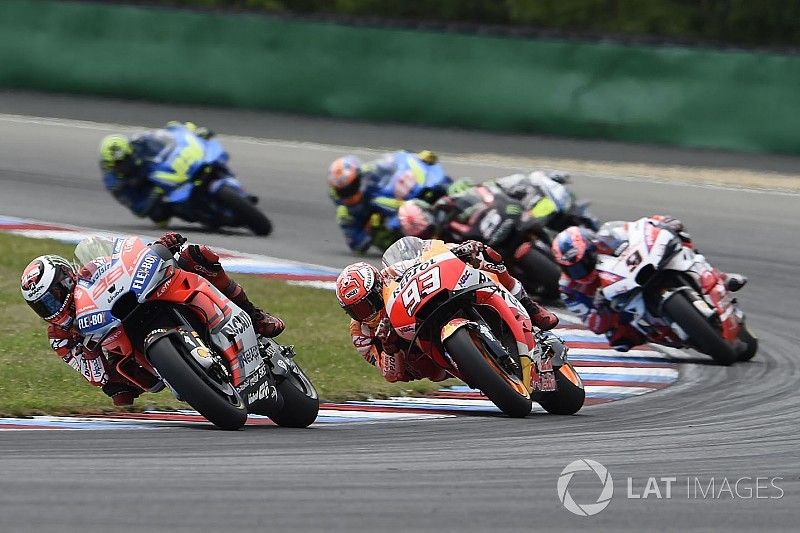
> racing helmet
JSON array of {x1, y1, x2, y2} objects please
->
[
  {"x1": 551, "y1": 226, "x2": 598, "y2": 283},
  {"x1": 335, "y1": 262, "x2": 384, "y2": 323},
  {"x1": 20, "y1": 255, "x2": 77, "y2": 327},
  {"x1": 327, "y1": 156, "x2": 362, "y2": 206},
  {"x1": 99, "y1": 134, "x2": 133, "y2": 173},
  {"x1": 398, "y1": 199, "x2": 437, "y2": 239}
]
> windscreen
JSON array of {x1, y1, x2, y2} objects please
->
[
  {"x1": 73, "y1": 236, "x2": 114, "y2": 270},
  {"x1": 381, "y1": 236, "x2": 425, "y2": 270}
]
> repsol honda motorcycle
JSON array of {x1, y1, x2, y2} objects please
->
[
  {"x1": 382, "y1": 237, "x2": 585, "y2": 417},
  {"x1": 72, "y1": 236, "x2": 318, "y2": 429}
]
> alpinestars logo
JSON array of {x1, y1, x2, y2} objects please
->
[{"x1": 557, "y1": 459, "x2": 614, "y2": 516}]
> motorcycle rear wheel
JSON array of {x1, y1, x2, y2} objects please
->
[
  {"x1": 662, "y1": 292, "x2": 737, "y2": 366},
  {"x1": 444, "y1": 328, "x2": 532, "y2": 418},
  {"x1": 533, "y1": 363, "x2": 585, "y2": 415},
  {"x1": 737, "y1": 322, "x2": 758, "y2": 362},
  {"x1": 216, "y1": 185, "x2": 273, "y2": 236},
  {"x1": 147, "y1": 335, "x2": 247, "y2": 430},
  {"x1": 517, "y1": 248, "x2": 561, "y2": 301},
  {"x1": 268, "y1": 362, "x2": 320, "y2": 428}
]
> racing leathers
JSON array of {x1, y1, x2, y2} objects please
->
[
  {"x1": 47, "y1": 233, "x2": 284, "y2": 406},
  {"x1": 102, "y1": 121, "x2": 213, "y2": 223},
  {"x1": 490, "y1": 171, "x2": 576, "y2": 229},
  {"x1": 348, "y1": 240, "x2": 559, "y2": 382},
  {"x1": 559, "y1": 216, "x2": 746, "y2": 351},
  {"x1": 333, "y1": 150, "x2": 450, "y2": 252}
]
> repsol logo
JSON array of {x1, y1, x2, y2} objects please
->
[
  {"x1": 132, "y1": 255, "x2": 158, "y2": 290},
  {"x1": 222, "y1": 311, "x2": 253, "y2": 338}
]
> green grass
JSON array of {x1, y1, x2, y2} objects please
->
[{"x1": 0, "y1": 233, "x2": 441, "y2": 416}]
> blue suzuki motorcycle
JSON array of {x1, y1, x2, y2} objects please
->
[
  {"x1": 134, "y1": 126, "x2": 272, "y2": 235},
  {"x1": 366, "y1": 151, "x2": 451, "y2": 249}
]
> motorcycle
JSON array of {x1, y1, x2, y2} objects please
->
[
  {"x1": 139, "y1": 125, "x2": 272, "y2": 235},
  {"x1": 595, "y1": 218, "x2": 757, "y2": 365},
  {"x1": 381, "y1": 237, "x2": 585, "y2": 417},
  {"x1": 436, "y1": 185, "x2": 569, "y2": 301},
  {"x1": 72, "y1": 236, "x2": 319, "y2": 429},
  {"x1": 364, "y1": 152, "x2": 452, "y2": 252}
]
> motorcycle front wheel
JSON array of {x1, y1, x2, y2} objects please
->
[
  {"x1": 662, "y1": 292, "x2": 737, "y2": 366},
  {"x1": 216, "y1": 185, "x2": 273, "y2": 236},
  {"x1": 444, "y1": 328, "x2": 532, "y2": 418},
  {"x1": 147, "y1": 335, "x2": 248, "y2": 430}
]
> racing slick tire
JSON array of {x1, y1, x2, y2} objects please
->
[
  {"x1": 216, "y1": 185, "x2": 273, "y2": 236},
  {"x1": 147, "y1": 335, "x2": 248, "y2": 430},
  {"x1": 268, "y1": 363, "x2": 320, "y2": 428},
  {"x1": 445, "y1": 328, "x2": 533, "y2": 418},
  {"x1": 533, "y1": 363, "x2": 585, "y2": 415},
  {"x1": 662, "y1": 292, "x2": 738, "y2": 366},
  {"x1": 517, "y1": 248, "x2": 561, "y2": 301}
]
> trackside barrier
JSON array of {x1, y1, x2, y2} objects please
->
[{"x1": 1, "y1": 1, "x2": 799, "y2": 154}]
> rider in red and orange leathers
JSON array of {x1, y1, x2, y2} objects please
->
[
  {"x1": 335, "y1": 239, "x2": 559, "y2": 382},
  {"x1": 551, "y1": 216, "x2": 746, "y2": 351},
  {"x1": 20, "y1": 232, "x2": 284, "y2": 406}
]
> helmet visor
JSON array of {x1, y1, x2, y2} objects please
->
[
  {"x1": 342, "y1": 290, "x2": 384, "y2": 322},
  {"x1": 28, "y1": 268, "x2": 74, "y2": 320},
  {"x1": 28, "y1": 287, "x2": 69, "y2": 320}
]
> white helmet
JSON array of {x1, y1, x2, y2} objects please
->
[{"x1": 20, "y1": 255, "x2": 77, "y2": 327}]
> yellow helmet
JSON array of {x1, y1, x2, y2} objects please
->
[{"x1": 99, "y1": 135, "x2": 133, "y2": 172}]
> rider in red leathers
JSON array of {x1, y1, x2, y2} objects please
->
[
  {"x1": 551, "y1": 216, "x2": 747, "y2": 351},
  {"x1": 335, "y1": 238, "x2": 559, "y2": 382},
  {"x1": 21, "y1": 232, "x2": 284, "y2": 406}
]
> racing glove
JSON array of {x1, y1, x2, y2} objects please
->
[
  {"x1": 451, "y1": 240, "x2": 485, "y2": 267},
  {"x1": 156, "y1": 232, "x2": 186, "y2": 254},
  {"x1": 376, "y1": 317, "x2": 400, "y2": 356}
]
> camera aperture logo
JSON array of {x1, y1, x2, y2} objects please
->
[{"x1": 557, "y1": 459, "x2": 614, "y2": 516}]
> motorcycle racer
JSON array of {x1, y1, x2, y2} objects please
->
[
  {"x1": 335, "y1": 238, "x2": 559, "y2": 382},
  {"x1": 327, "y1": 150, "x2": 451, "y2": 252},
  {"x1": 551, "y1": 216, "x2": 747, "y2": 351},
  {"x1": 398, "y1": 170, "x2": 595, "y2": 242},
  {"x1": 99, "y1": 121, "x2": 216, "y2": 225},
  {"x1": 20, "y1": 232, "x2": 284, "y2": 407}
]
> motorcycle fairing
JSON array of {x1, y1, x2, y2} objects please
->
[{"x1": 383, "y1": 239, "x2": 539, "y2": 392}]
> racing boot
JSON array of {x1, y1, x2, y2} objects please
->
[
  {"x1": 515, "y1": 288, "x2": 559, "y2": 330},
  {"x1": 229, "y1": 289, "x2": 285, "y2": 338},
  {"x1": 102, "y1": 380, "x2": 143, "y2": 407},
  {"x1": 178, "y1": 244, "x2": 285, "y2": 337}
]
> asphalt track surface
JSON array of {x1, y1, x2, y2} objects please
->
[{"x1": 0, "y1": 92, "x2": 799, "y2": 532}]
